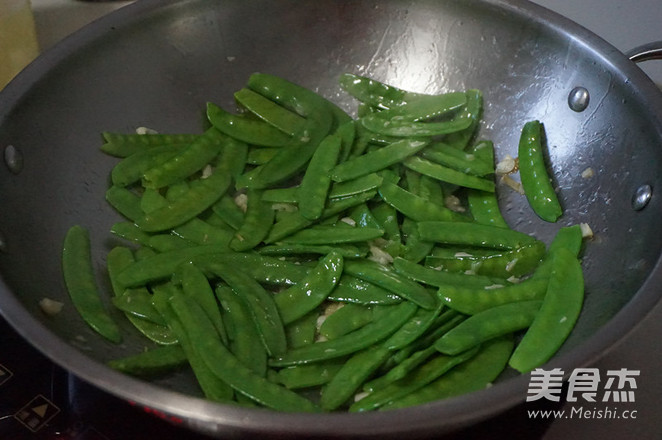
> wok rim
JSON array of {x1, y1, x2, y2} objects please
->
[{"x1": 1, "y1": 0, "x2": 662, "y2": 436}]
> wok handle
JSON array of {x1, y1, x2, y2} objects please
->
[{"x1": 626, "y1": 41, "x2": 662, "y2": 63}]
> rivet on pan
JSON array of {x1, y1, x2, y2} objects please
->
[
  {"x1": 4, "y1": 144, "x2": 24, "y2": 174},
  {"x1": 568, "y1": 87, "x2": 590, "y2": 112},
  {"x1": 632, "y1": 184, "x2": 652, "y2": 211}
]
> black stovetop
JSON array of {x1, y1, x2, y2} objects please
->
[{"x1": 2, "y1": 299, "x2": 661, "y2": 440}]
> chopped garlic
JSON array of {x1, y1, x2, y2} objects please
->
[
  {"x1": 200, "y1": 164, "x2": 213, "y2": 179},
  {"x1": 505, "y1": 258, "x2": 519, "y2": 272},
  {"x1": 444, "y1": 195, "x2": 466, "y2": 212},
  {"x1": 500, "y1": 174, "x2": 525, "y2": 195},
  {"x1": 484, "y1": 284, "x2": 505, "y2": 290},
  {"x1": 581, "y1": 167, "x2": 595, "y2": 179},
  {"x1": 39, "y1": 298, "x2": 64, "y2": 316},
  {"x1": 368, "y1": 244, "x2": 394, "y2": 265},
  {"x1": 234, "y1": 193, "x2": 248, "y2": 212},
  {"x1": 135, "y1": 126, "x2": 158, "y2": 135},
  {"x1": 340, "y1": 217, "x2": 357, "y2": 227},
  {"x1": 580, "y1": 222, "x2": 594, "y2": 238},
  {"x1": 495, "y1": 154, "x2": 517, "y2": 174}
]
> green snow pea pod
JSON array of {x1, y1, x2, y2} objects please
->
[
  {"x1": 425, "y1": 241, "x2": 546, "y2": 279},
  {"x1": 348, "y1": 203, "x2": 382, "y2": 229},
  {"x1": 177, "y1": 262, "x2": 228, "y2": 344},
  {"x1": 393, "y1": 256, "x2": 503, "y2": 289},
  {"x1": 509, "y1": 248, "x2": 584, "y2": 373},
  {"x1": 135, "y1": 170, "x2": 232, "y2": 232},
  {"x1": 336, "y1": 119, "x2": 357, "y2": 163},
  {"x1": 238, "y1": 75, "x2": 334, "y2": 189},
  {"x1": 378, "y1": 181, "x2": 465, "y2": 223},
  {"x1": 116, "y1": 244, "x2": 229, "y2": 287},
  {"x1": 442, "y1": 89, "x2": 483, "y2": 150},
  {"x1": 417, "y1": 174, "x2": 446, "y2": 205},
  {"x1": 532, "y1": 224, "x2": 584, "y2": 280},
  {"x1": 368, "y1": 346, "x2": 438, "y2": 392},
  {"x1": 193, "y1": 251, "x2": 310, "y2": 286},
  {"x1": 435, "y1": 300, "x2": 542, "y2": 355},
  {"x1": 330, "y1": 138, "x2": 429, "y2": 183},
  {"x1": 518, "y1": 120, "x2": 562, "y2": 222},
  {"x1": 110, "y1": 222, "x2": 152, "y2": 246},
  {"x1": 349, "y1": 345, "x2": 479, "y2": 412},
  {"x1": 234, "y1": 87, "x2": 307, "y2": 136},
  {"x1": 329, "y1": 173, "x2": 383, "y2": 199},
  {"x1": 215, "y1": 285, "x2": 267, "y2": 376},
  {"x1": 338, "y1": 73, "x2": 426, "y2": 109},
  {"x1": 265, "y1": 190, "x2": 377, "y2": 243},
  {"x1": 382, "y1": 301, "x2": 443, "y2": 351},
  {"x1": 270, "y1": 301, "x2": 417, "y2": 367},
  {"x1": 229, "y1": 189, "x2": 274, "y2": 251},
  {"x1": 62, "y1": 225, "x2": 121, "y2": 343},
  {"x1": 280, "y1": 225, "x2": 384, "y2": 245},
  {"x1": 206, "y1": 262, "x2": 287, "y2": 356},
  {"x1": 344, "y1": 259, "x2": 438, "y2": 310},
  {"x1": 105, "y1": 186, "x2": 143, "y2": 222},
  {"x1": 207, "y1": 102, "x2": 293, "y2": 147},
  {"x1": 101, "y1": 132, "x2": 198, "y2": 158},
  {"x1": 327, "y1": 275, "x2": 403, "y2": 305},
  {"x1": 383, "y1": 336, "x2": 513, "y2": 410},
  {"x1": 261, "y1": 186, "x2": 299, "y2": 203},
  {"x1": 278, "y1": 359, "x2": 346, "y2": 390},
  {"x1": 404, "y1": 156, "x2": 494, "y2": 192},
  {"x1": 274, "y1": 252, "x2": 343, "y2": 325},
  {"x1": 376, "y1": 313, "x2": 465, "y2": 387},
  {"x1": 285, "y1": 311, "x2": 318, "y2": 349},
  {"x1": 165, "y1": 180, "x2": 189, "y2": 202},
  {"x1": 147, "y1": 234, "x2": 192, "y2": 252},
  {"x1": 111, "y1": 289, "x2": 168, "y2": 327},
  {"x1": 361, "y1": 114, "x2": 472, "y2": 137},
  {"x1": 140, "y1": 188, "x2": 168, "y2": 214},
  {"x1": 214, "y1": 135, "x2": 248, "y2": 182},
  {"x1": 106, "y1": 246, "x2": 176, "y2": 344},
  {"x1": 172, "y1": 218, "x2": 233, "y2": 247},
  {"x1": 421, "y1": 142, "x2": 494, "y2": 176},
  {"x1": 171, "y1": 292, "x2": 320, "y2": 411},
  {"x1": 320, "y1": 345, "x2": 391, "y2": 411},
  {"x1": 142, "y1": 128, "x2": 226, "y2": 189},
  {"x1": 151, "y1": 287, "x2": 234, "y2": 403},
  {"x1": 211, "y1": 194, "x2": 245, "y2": 230},
  {"x1": 372, "y1": 92, "x2": 467, "y2": 121},
  {"x1": 247, "y1": 72, "x2": 331, "y2": 118},
  {"x1": 417, "y1": 221, "x2": 540, "y2": 250},
  {"x1": 438, "y1": 276, "x2": 549, "y2": 315},
  {"x1": 319, "y1": 303, "x2": 374, "y2": 340},
  {"x1": 401, "y1": 218, "x2": 434, "y2": 263},
  {"x1": 467, "y1": 188, "x2": 509, "y2": 228},
  {"x1": 108, "y1": 345, "x2": 188, "y2": 376},
  {"x1": 110, "y1": 144, "x2": 181, "y2": 187},
  {"x1": 259, "y1": 243, "x2": 366, "y2": 259},
  {"x1": 298, "y1": 133, "x2": 342, "y2": 220},
  {"x1": 370, "y1": 202, "x2": 402, "y2": 256},
  {"x1": 246, "y1": 147, "x2": 279, "y2": 165}
]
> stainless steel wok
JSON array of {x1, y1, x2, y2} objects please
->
[{"x1": 1, "y1": 0, "x2": 662, "y2": 437}]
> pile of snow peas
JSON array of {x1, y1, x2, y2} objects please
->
[{"x1": 61, "y1": 72, "x2": 585, "y2": 412}]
